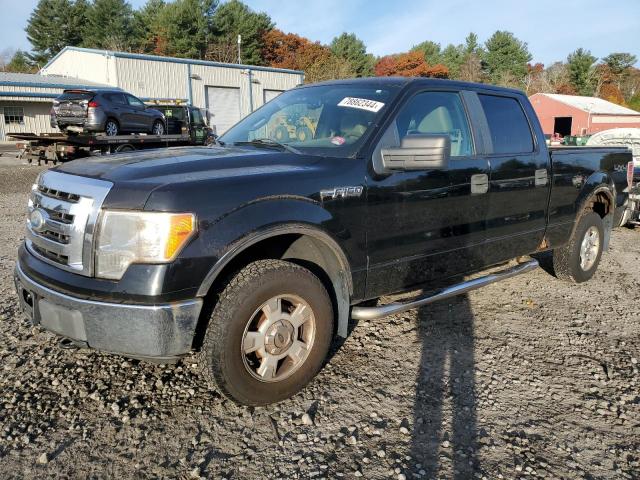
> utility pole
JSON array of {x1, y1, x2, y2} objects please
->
[{"x1": 237, "y1": 35, "x2": 242, "y2": 64}]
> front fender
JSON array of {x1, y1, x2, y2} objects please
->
[
  {"x1": 188, "y1": 197, "x2": 357, "y2": 338},
  {"x1": 195, "y1": 196, "x2": 356, "y2": 274}
]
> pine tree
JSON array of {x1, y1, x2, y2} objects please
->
[
  {"x1": 411, "y1": 40, "x2": 442, "y2": 66},
  {"x1": 25, "y1": 0, "x2": 87, "y2": 66},
  {"x1": 154, "y1": 0, "x2": 216, "y2": 58},
  {"x1": 211, "y1": 0, "x2": 273, "y2": 65},
  {"x1": 6, "y1": 51, "x2": 37, "y2": 73},
  {"x1": 83, "y1": 0, "x2": 134, "y2": 51},
  {"x1": 566, "y1": 49, "x2": 597, "y2": 96},
  {"x1": 330, "y1": 33, "x2": 374, "y2": 77},
  {"x1": 483, "y1": 31, "x2": 532, "y2": 85},
  {"x1": 131, "y1": 0, "x2": 166, "y2": 53}
]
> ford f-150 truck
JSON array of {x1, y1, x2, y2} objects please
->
[{"x1": 14, "y1": 78, "x2": 634, "y2": 406}]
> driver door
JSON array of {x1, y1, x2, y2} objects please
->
[{"x1": 365, "y1": 89, "x2": 491, "y2": 298}]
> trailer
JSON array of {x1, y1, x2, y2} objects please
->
[
  {"x1": 9, "y1": 132, "x2": 208, "y2": 165},
  {"x1": 9, "y1": 102, "x2": 216, "y2": 165}
]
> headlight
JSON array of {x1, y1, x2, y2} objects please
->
[{"x1": 95, "y1": 211, "x2": 196, "y2": 280}]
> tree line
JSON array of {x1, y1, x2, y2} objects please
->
[{"x1": 1, "y1": 0, "x2": 638, "y2": 110}]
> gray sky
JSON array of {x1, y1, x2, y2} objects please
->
[{"x1": 1, "y1": 0, "x2": 638, "y2": 66}]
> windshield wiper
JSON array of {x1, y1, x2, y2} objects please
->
[{"x1": 234, "y1": 138, "x2": 301, "y2": 154}]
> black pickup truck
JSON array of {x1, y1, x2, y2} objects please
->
[{"x1": 14, "y1": 78, "x2": 633, "y2": 405}]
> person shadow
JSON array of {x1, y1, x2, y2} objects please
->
[{"x1": 410, "y1": 292, "x2": 478, "y2": 479}]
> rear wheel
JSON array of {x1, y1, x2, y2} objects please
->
[
  {"x1": 198, "y1": 259, "x2": 333, "y2": 406},
  {"x1": 105, "y1": 119, "x2": 119, "y2": 136},
  {"x1": 115, "y1": 144, "x2": 135, "y2": 153},
  {"x1": 152, "y1": 120, "x2": 165, "y2": 135},
  {"x1": 552, "y1": 211, "x2": 604, "y2": 283}
]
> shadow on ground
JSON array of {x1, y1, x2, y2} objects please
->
[{"x1": 411, "y1": 294, "x2": 478, "y2": 478}]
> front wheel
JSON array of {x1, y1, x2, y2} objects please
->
[
  {"x1": 152, "y1": 120, "x2": 165, "y2": 135},
  {"x1": 552, "y1": 211, "x2": 604, "y2": 283},
  {"x1": 198, "y1": 259, "x2": 334, "y2": 405}
]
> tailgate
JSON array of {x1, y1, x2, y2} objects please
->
[
  {"x1": 53, "y1": 91, "x2": 94, "y2": 118},
  {"x1": 54, "y1": 101, "x2": 88, "y2": 118}
]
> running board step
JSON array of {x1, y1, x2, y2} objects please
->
[{"x1": 351, "y1": 259, "x2": 539, "y2": 321}]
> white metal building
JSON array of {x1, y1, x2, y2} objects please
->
[
  {"x1": 0, "y1": 73, "x2": 110, "y2": 141},
  {"x1": 41, "y1": 46, "x2": 304, "y2": 134}
]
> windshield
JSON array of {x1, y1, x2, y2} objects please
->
[
  {"x1": 220, "y1": 84, "x2": 401, "y2": 157},
  {"x1": 57, "y1": 91, "x2": 94, "y2": 102}
]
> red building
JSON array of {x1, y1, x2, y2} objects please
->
[{"x1": 529, "y1": 93, "x2": 640, "y2": 137}]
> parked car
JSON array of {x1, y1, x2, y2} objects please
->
[
  {"x1": 17, "y1": 78, "x2": 633, "y2": 406},
  {"x1": 50, "y1": 88, "x2": 166, "y2": 136}
]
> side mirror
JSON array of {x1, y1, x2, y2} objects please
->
[{"x1": 381, "y1": 134, "x2": 450, "y2": 171}]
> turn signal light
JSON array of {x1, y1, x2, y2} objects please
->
[{"x1": 165, "y1": 214, "x2": 196, "y2": 259}]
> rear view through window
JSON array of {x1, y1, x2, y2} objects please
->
[
  {"x1": 479, "y1": 94, "x2": 534, "y2": 154},
  {"x1": 57, "y1": 90, "x2": 94, "y2": 102}
]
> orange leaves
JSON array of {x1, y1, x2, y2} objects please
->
[{"x1": 374, "y1": 52, "x2": 449, "y2": 78}]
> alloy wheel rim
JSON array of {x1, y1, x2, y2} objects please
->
[
  {"x1": 153, "y1": 123, "x2": 164, "y2": 135},
  {"x1": 579, "y1": 226, "x2": 600, "y2": 271},
  {"x1": 106, "y1": 122, "x2": 118, "y2": 136},
  {"x1": 241, "y1": 294, "x2": 316, "y2": 383}
]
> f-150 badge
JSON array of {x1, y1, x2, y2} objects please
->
[{"x1": 320, "y1": 186, "x2": 363, "y2": 200}]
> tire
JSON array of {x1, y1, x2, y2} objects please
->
[
  {"x1": 104, "y1": 119, "x2": 119, "y2": 136},
  {"x1": 198, "y1": 259, "x2": 333, "y2": 406},
  {"x1": 552, "y1": 211, "x2": 604, "y2": 283},
  {"x1": 152, "y1": 120, "x2": 165, "y2": 135},
  {"x1": 115, "y1": 144, "x2": 135, "y2": 153}
]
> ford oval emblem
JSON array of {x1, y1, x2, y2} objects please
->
[{"x1": 29, "y1": 208, "x2": 48, "y2": 232}]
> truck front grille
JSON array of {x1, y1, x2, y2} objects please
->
[
  {"x1": 38, "y1": 185, "x2": 81, "y2": 203},
  {"x1": 26, "y1": 171, "x2": 112, "y2": 276}
]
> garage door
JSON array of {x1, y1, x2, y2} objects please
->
[
  {"x1": 206, "y1": 86, "x2": 241, "y2": 135},
  {"x1": 263, "y1": 89, "x2": 283, "y2": 104}
]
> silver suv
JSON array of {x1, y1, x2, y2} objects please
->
[{"x1": 51, "y1": 88, "x2": 166, "y2": 136}]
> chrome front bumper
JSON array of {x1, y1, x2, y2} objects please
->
[{"x1": 14, "y1": 262, "x2": 203, "y2": 361}]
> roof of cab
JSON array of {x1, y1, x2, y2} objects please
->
[{"x1": 298, "y1": 76, "x2": 526, "y2": 95}]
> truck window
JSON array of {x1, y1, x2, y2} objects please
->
[
  {"x1": 478, "y1": 94, "x2": 534, "y2": 154},
  {"x1": 395, "y1": 91, "x2": 473, "y2": 157},
  {"x1": 191, "y1": 108, "x2": 205, "y2": 126}
]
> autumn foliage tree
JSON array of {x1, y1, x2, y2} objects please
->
[
  {"x1": 262, "y1": 29, "x2": 354, "y2": 82},
  {"x1": 374, "y1": 51, "x2": 448, "y2": 78},
  {"x1": 599, "y1": 83, "x2": 625, "y2": 105}
]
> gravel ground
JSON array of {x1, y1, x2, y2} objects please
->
[{"x1": 0, "y1": 158, "x2": 639, "y2": 479}]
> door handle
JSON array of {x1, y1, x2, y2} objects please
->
[
  {"x1": 471, "y1": 174, "x2": 489, "y2": 194},
  {"x1": 535, "y1": 169, "x2": 548, "y2": 187}
]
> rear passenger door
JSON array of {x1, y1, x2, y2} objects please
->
[
  {"x1": 105, "y1": 93, "x2": 128, "y2": 128},
  {"x1": 478, "y1": 92, "x2": 550, "y2": 264}
]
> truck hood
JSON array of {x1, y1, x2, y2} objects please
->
[
  {"x1": 55, "y1": 146, "x2": 316, "y2": 184},
  {"x1": 55, "y1": 145, "x2": 333, "y2": 211}
]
